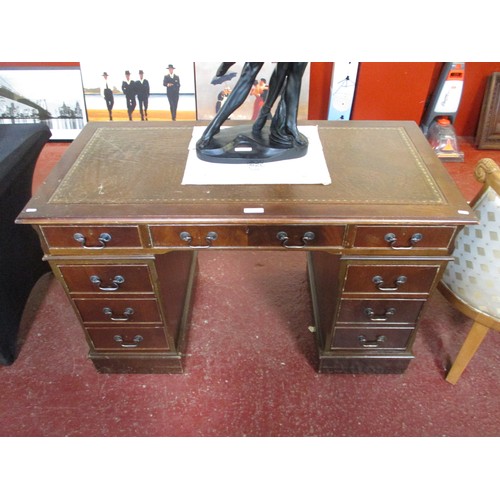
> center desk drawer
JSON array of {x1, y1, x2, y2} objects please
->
[
  {"x1": 150, "y1": 225, "x2": 346, "y2": 249},
  {"x1": 56, "y1": 264, "x2": 154, "y2": 294},
  {"x1": 74, "y1": 298, "x2": 162, "y2": 324},
  {"x1": 41, "y1": 225, "x2": 143, "y2": 251},
  {"x1": 352, "y1": 226, "x2": 456, "y2": 250}
]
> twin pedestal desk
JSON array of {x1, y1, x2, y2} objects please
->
[{"x1": 17, "y1": 121, "x2": 476, "y2": 374}]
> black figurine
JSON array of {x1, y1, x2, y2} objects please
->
[{"x1": 196, "y1": 62, "x2": 308, "y2": 163}]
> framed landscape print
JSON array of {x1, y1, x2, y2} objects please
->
[
  {"x1": 0, "y1": 63, "x2": 87, "y2": 140},
  {"x1": 194, "y1": 62, "x2": 310, "y2": 121},
  {"x1": 476, "y1": 72, "x2": 500, "y2": 150},
  {"x1": 80, "y1": 61, "x2": 196, "y2": 122}
]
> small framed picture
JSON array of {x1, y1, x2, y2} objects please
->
[
  {"x1": 476, "y1": 72, "x2": 500, "y2": 150},
  {"x1": 0, "y1": 63, "x2": 87, "y2": 140}
]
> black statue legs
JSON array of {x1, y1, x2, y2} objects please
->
[
  {"x1": 254, "y1": 62, "x2": 308, "y2": 148},
  {"x1": 196, "y1": 62, "x2": 309, "y2": 164},
  {"x1": 196, "y1": 62, "x2": 264, "y2": 150}
]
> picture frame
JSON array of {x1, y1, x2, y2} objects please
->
[
  {"x1": 0, "y1": 63, "x2": 87, "y2": 140},
  {"x1": 476, "y1": 72, "x2": 500, "y2": 150},
  {"x1": 80, "y1": 61, "x2": 196, "y2": 123},
  {"x1": 194, "y1": 62, "x2": 309, "y2": 122}
]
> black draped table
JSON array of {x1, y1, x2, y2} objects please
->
[{"x1": 0, "y1": 123, "x2": 51, "y2": 365}]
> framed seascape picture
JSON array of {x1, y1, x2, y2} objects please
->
[
  {"x1": 0, "y1": 63, "x2": 87, "y2": 140},
  {"x1": 80, "y1": 61, "x2": 196, "y2": 123},
  {"x1": 194, "y1": 62, "x2": 310, "y2": 122},
  {"x1": 476, "y1": 72, "x2": 500, "y2": 150}
]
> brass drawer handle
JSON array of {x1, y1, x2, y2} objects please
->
[
  {"x1": 358, "y1": 335, "x2": 386, "y2": 348},
  {"x1": 73, "y1": 232, "x2": 112, "y2": 249},
  {"x1": 372, "y1": 275, "x2": 407, "y2": 291},
  {"x1": 90, "y1": 275, "x2": 125, "y2": 291},
  {"x1": 103, "y1": 307, "x2": 134, "y2": 321},
  {"x1": 276, "y1": 231, "x2": 315, "y2": 249},
  {"x1": 113, "y1": 334, "x2": 144, "y2": 348},
  {"x1": 364, "y1": 307, "x2": 396, "y2": 322},
  {"x1": 384, "y1": 232, "x2": 423, "y2": 250},
  {"x1": 179, "y1": 231, "x2": 218, "y2": 248}
]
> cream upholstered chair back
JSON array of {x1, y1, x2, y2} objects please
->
[
  {"x1": 439, "y1": 158, "x2": 500, "y2": 383},
  {"x1": 442, "y1": 160, "x2": 500, "y2": 317}
]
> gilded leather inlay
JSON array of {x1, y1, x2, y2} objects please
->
[{"x1": 49, "y1": 126, "x2": 445, "y2": 206}]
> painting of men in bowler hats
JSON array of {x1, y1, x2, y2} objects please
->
[{"x1": 80, "y1": 61, "x2": 196, "y2": 122}]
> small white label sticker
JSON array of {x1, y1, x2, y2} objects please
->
[
  {"x1": 458, "y1": 210, "x2": 470, "y2": 215},
  {"x1": 26, "y1": 208, "x2": 37, "y2": 212},
  {"x1": 244, "y1": 207, "x2": 265, "y2": 214}
]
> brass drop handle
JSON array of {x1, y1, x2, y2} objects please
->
[
  {"x1": 73, "y1": 232, "x2": 112, "y2": 249},
  {"x1": 372, "y1": 275, "x2": 407, "y2": 291},
  {"x1": 364, "y1": 307, "x2": 396, "y2": 322},
  {"x1": 358, "y1": 335, "x2": 386, "y2": 348},
  {"x1": 90, "y1": 275, "x2": 125, "y2": 291},
  {"x1": 179, "y1": 231, "x2": 218, "y2": 248},
  {"x1": 384, "y1": 232, "x2": 423, "y2": 250},
  {"x1": 113, "y1": 334, "x2": 143, "y2": 348},
  {"x1": 103, "y1": 307, "x2": 134, "y2": 321},
  {"x1": 276, "y1": 231, "x2": 315, "y2": 249}
]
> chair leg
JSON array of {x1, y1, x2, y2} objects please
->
[{"x1": 446, "y1": 321, "x2": 490, "y2": 384}]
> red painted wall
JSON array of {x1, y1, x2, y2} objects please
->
[
  {"x1": 308, "y1": 62, "x2": 334, "y2": 121},
  {"x1": 308, "y1": 62, "x2": 500, "y2": 136},
  {"x1": 350, "y1": 62, "x2": 438, "y2": 122}
]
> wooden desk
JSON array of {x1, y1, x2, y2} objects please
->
[{"x1": 17, "y1": 121, "x2": 476, "y2": 374}]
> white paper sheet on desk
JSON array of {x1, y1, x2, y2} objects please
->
[{"x1": 182, "y1": 125, "x2": 332, "y2": 185}]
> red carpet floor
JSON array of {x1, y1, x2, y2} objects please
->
[{"x1": 1, "y1": 246, "x2": 499, "y2": 437}]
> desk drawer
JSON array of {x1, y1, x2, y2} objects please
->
[
  {"x1": 352, "y1": 226, "x2": 455, "y2": 250},
  {"x1": 87, "y1": 326, "x2": 170, "y2": 350},
  {"x1": 337, "y1": 298, "x2": 426, "y2": 325},
  {"x1": 57, "y1": 264, "x2": 154, "y2": 294},
  {"x1": 331, "y1": 327, "x2": 413, "y2": 350},
  {"x1": 343, "y1": 264, "x2": 440, "y2": 294},
  {"x1": 150, "y1": 225, "x2": 248, "y2": 248},
  {"x1": 150, "y1": 224, "x2": 346, "y2": 249},
  {"x1": 41, "y1": 225, "x2": 143, "y2": 250},
  {"x1": 247, "y1": 225, "x2": 345, "y2": 248},
  {"x1": 74, "y1": 298, "x2": 162, "y2": 324}
]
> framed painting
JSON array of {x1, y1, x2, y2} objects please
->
[
  {"x1": 194, "y1": 62, "x2": 310, "y2": 121},
  {"x1": 80, "y1": 61, "x2": 196, "y2": 122},
  {"x1": 0, "y1": 63, "x2": 87, "y2": 140},
  {"x1": 476, "y1": 72, "x2": 500, "y2": 150}
]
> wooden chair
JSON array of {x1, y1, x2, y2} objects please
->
[{"x1": 438, "y1": 158, "x2": 500, "y2": 384}]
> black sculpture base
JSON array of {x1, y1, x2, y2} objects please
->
[{"x1": 196, "y1": 125, "x2": 308, "y2": 164}]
